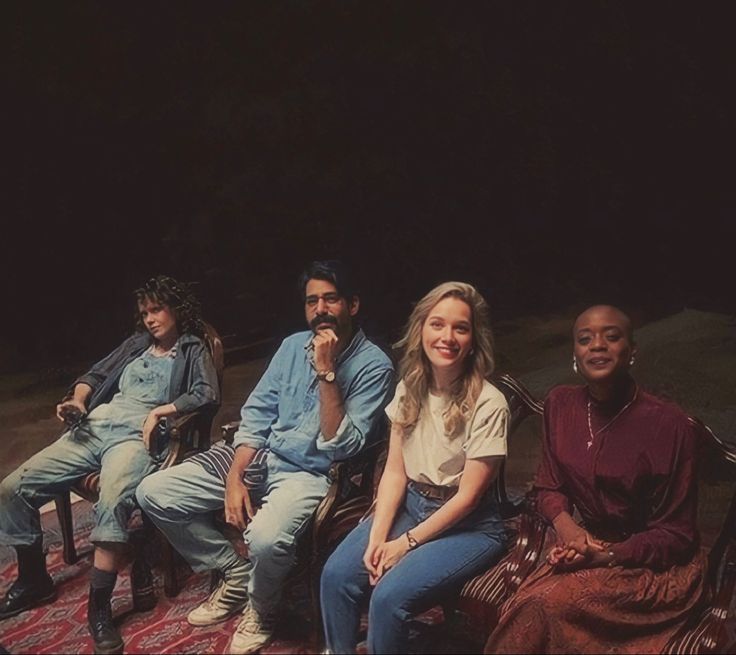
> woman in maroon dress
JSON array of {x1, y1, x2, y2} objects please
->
[{"x1": 485, "y1": 305, "x2": 706, "y2": 654}]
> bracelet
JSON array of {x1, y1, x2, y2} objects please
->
[
  {"x1": 607, "y1": 550, "x2": 616, "y2": 568},
  {"x1": 405, "y1": 530, "x2": 419, "y2": 550}
]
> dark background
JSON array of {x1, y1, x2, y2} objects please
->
[{"x1": 3, "y1": 2, "x2": 734, "y2": 371}]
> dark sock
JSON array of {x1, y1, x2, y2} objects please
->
[{"x1": 90, "y1": 567, "x2": 117, "y2": 591}]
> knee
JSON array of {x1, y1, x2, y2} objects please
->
[
  {"x1": 507, "y1": 589, "x2": 558, "y2": 620},
  {"x1": 0, "y1": 474, "x2": 21, "y2": 505},
  {"x1": 134, "y1": 479, "x2": 149, "y2": 511},
  {"x1": 369, "y1": 581, "x2": 412, "y2": 624},
  {"x1": 135, "y1": 475, "x2": 161, "y2": 514},
  {"x1": 98, "y1": 486, "x2": 135, "y2": 518},
  {"x1": 247, "y1": 528, "x2": 296, "y2": 564},
  {"x1": 0, "y1": 478, "x2": 13, "y2": 502},
  {"x1": 321, "y1": 553, "x2": 341, "y2": 586},
  {"x1": 321, "y1": 553, "x2": 347, "y2": 593},
  {"x1": 321, "y1": 553, "x2": 363, "y2": 601}
]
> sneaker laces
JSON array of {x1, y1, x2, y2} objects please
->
[{"x1": 236, "y1": 604, "x2": 273, "y2": 635}]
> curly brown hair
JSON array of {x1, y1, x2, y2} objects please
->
[{"x1": 134, "y1": 275, "x2": 204, "y2": 337}]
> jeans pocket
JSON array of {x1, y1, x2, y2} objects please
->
[
  {"x1": 419, "y1": 498, "x2": 445, "y2": 522},
  {"x1": 457, "y1": 502, "x2": 505, "y2": 537}
]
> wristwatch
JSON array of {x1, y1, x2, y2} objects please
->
[
  {"x1": 316, "y1": 370, "x2": 336, "y2": 383},
  {"x1": 405, "y1": 530, "x2": 419, "y2": 550}
]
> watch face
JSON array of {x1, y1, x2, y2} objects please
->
[{"x1": 325, "y1": 371, "x2": 336, "y2": 382}]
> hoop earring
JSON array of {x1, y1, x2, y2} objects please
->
[{"x1": 573, "y1": 358, "x2": 579, "y2": 374}]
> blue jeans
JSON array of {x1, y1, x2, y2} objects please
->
[
  {"x1": 0, "y1": 430, "x2": 156, "y2": 545},
  {"x1": 136, "y1": 450, "x2": 331, "y2": 615},
  {"x1": 320, "y1": 485, "x2": 507, "y2": 654}
]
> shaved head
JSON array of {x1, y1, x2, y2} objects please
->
[{"x1": 574, "y1": 305, "x2": 634, "y2": 343}]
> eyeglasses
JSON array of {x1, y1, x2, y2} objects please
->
[{"x1": 305, "y1": 293, "x2": 342, "y2": 307}]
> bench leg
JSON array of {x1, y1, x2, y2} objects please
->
[
  {"x1": 162, "y1": 539, "x2": 181, "y2": 597},
  {"x1": 54, "y1": 492, "x2": 78, "y2": 565},
  {"x1": 131, "y1": 555, "x2": 157, "y2": 612}
]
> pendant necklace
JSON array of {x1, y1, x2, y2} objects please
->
[{"x1": 586, "y1": 387, "x2": 638, "y2": 450}]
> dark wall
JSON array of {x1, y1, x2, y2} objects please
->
[{"x1": 3, "y1": 2, "x2": 734, "y2": 370}]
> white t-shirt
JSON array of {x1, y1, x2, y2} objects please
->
[{"x1": 385, "y1": 379, "x2": 509, "y2": 487}]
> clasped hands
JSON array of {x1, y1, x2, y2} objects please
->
[
  {"x1": 547, "y1": 526, "x2": 611, "y2": 572},
  {"x1": 363, "y1": 537, "x2": 410, "y2": 586}
]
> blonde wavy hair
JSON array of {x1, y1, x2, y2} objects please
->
[{"x1": 394, "y1": 281, "x2": 495, "y2": 438}]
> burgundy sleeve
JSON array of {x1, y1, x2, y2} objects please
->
[
  {"x1": 609, "y1": 417, "x2": 699, "y2": 570},
  {"x1": 534, "y1": 392, "x2": 573, "y2": 522}
]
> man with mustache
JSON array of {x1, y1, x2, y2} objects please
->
[{"x1": 137, "y1": 260, "x2": 394, "y2": 654}]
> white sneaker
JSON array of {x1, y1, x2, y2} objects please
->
[
  {"x1": 228, "y1": 602, "x2": 275, "y2": 654},
  {"x1": 187, "y1": 579, "x2": 248, "y2": 626}
]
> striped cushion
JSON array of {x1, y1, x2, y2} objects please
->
[
  {"x1": 460, "y1": 550, "x2": 514, "y2": 607},
  {"x1": 71, "y1": 472, "x2": 101, "y2": 500},
  {"x1": 187, "y1": 442, "x2": 268, "y2": 488},
  {"x1": 662, "y1": 605, "x2": 725, "y2": 654}
]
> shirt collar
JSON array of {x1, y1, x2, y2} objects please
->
[{"x1": 146, "y1": 341, "x2": 178, "y2": 359}]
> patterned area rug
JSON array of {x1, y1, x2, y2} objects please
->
[
  {"x1": 3, "y1": 503, "x2": 733, "y2": 654},
  {"x1": 0, "y1": 503, "x2": 459, "y2": 655}
]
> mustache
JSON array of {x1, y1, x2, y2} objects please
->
[{"x1": 309, "y1": 314, "x2": 338, "y2": 331}]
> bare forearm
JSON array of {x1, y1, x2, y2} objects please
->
[
  {"x1": 227, "y1": 445, "x2": 258, "y2": 481},
  {"x1": 408, "y1": 491, "x2": 481, "y2": 545},
  {"x1": 72, "y1": 383, "x2": 94, "y2": 406},
  {"x1": 318, "y1": 379, "x2": 346, "y2": 440},
  {"x1": 225, "y1": 445, "x2": 258, "y2": 529},
  {"x1": 407, "y1": 458, "x2": 502, "y2": 547},
  {"x1": 370, "y1": 470, "x2": 407, "y2": 543},
  {"x1": 552, "y1": 511, "x2": 585, "y2": 542}
]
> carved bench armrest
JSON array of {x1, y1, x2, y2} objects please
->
[
  {"x1": 221, "y1": 419, "x2": 240, "y2": 445},
  {"x1": 703, "y1": 541, "x2": 736, "y2": 653},
  {"x1": 312, "y1": 440, "x2": 387, "y2": 555},
  {"x1": 159, "y1": 411, "x2": 211, "y2": 469},
  {"x1": 502, "y1": 506, "x2": 548, "y2": 594}
]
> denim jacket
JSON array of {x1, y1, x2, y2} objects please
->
[
  {"x1": 67, "y1": 331, "x2": 220, "y2": 415},
  {"x1": 233, "y1": 329, "x2": 394, "y2": 475}
]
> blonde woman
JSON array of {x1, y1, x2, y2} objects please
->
[{"x1": 320, "y1": 282, "x2": 509, "y2": 654}]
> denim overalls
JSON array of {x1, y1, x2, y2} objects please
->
[{"x1": 0, "y1": 350, "x2": 173, "y2": 546}]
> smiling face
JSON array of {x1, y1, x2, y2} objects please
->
[
  {"x1": 304, "y1": 278, "x2": 358, "y2": 341},
  {"x1": 138, "y1": 297, "x2": 179, "y2": 345},
  {"x1": 421, "y1": 296, "x2": 474, "y2": 381},
  {"x1": 573, "y1": 305, "x2": 636, "y2": 384}
]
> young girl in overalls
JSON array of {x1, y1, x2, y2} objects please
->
[{"x1": 0, "y1": 275, "x2": 219, "y2": 654}]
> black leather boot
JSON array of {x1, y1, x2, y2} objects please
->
[
  {"x1": 87, "y1": 586, "x2": 124, "y2": 654},
  {"x1": 0, "y1": 543, "x2": 56, "y2": 619}
]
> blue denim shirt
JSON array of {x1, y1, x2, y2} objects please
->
[{"x1": 233, "y1": 329, "x2": 394, "y2": 475}]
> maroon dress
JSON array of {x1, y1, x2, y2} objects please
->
[{"x1": 485, "y1": 385, "x2": 706, "y2": 654}]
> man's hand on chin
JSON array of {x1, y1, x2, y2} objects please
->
[{"x1": 313, "y1": 327, "x2": 339, "y2": 371}]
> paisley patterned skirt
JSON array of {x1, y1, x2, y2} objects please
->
[{"x1": 484, "y1": 542, "x2": 706, "y2": 654}]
